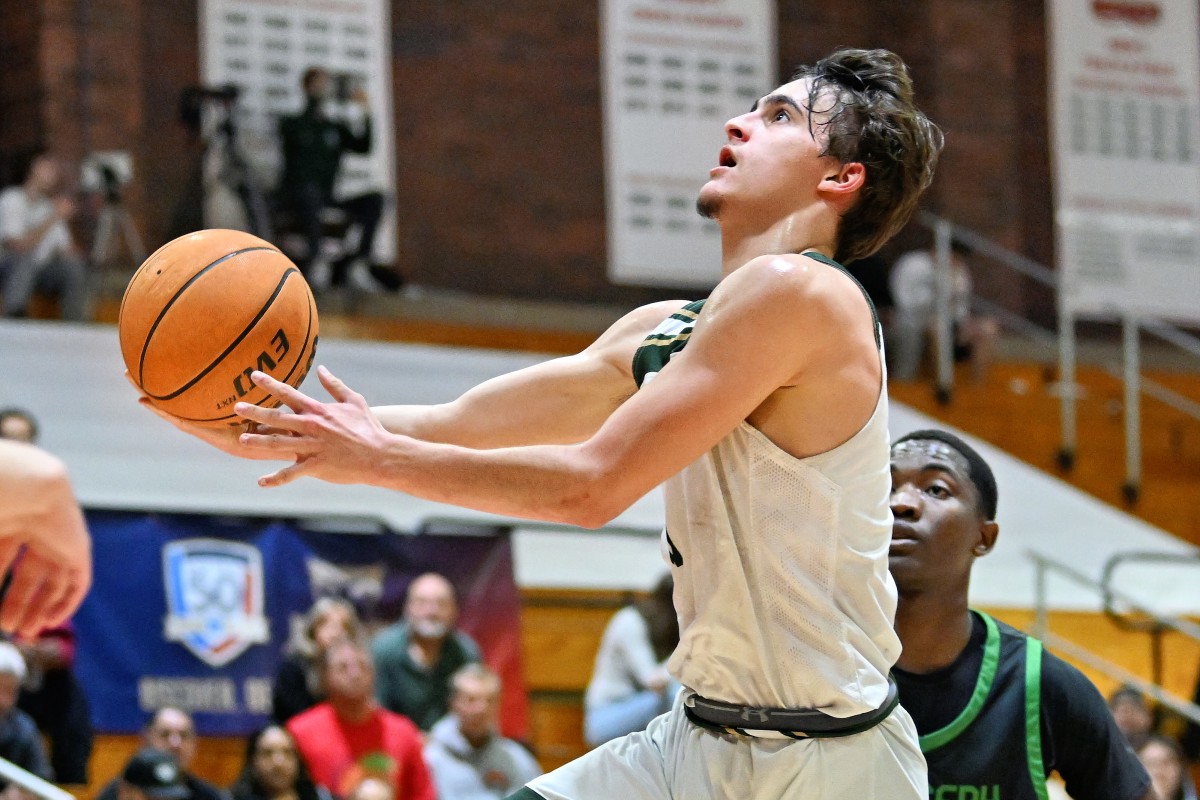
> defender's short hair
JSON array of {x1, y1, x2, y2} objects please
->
[{"x1": 893, "y1": 429, "x2": 998, "y2": 520}]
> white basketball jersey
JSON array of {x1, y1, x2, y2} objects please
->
[{"x1": 633, "y1": 260, "x2": 899, "y2": 718}]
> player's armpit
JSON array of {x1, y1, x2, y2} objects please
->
[
  {"x1": 372, "y1": 300, "x2": 691, "y2": 450},
  {"x1": 568, "y1": 256, "x2": 869, "y2": 520}
]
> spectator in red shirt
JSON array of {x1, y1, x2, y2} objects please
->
[{"x1": 286, "y1": 639, "x2": 433, "y2": 800}]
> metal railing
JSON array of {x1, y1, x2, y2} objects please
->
[
  {"x1": 916, "y1": 212, "x2": 1200, "y2": 501},
  {"x1": 1028, "y1": 549, "x2": 1200, "y2": 726},
  {"x1": 0, "y1": 758, "x2": 75, "y2": 800}
]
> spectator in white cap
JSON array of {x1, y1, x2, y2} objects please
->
[{"x1": 0, "y1": 641, "x2": 52, "y2": 797}]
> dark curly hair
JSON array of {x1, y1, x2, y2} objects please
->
[{"x1": 793, "y1": 48, "x2": 944, "y2": 263}]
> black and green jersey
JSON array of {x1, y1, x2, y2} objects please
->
[
  {"x1": 894, "y1": 611, "x2": 1150, "y2": 800},
  {"x1": 631, "y1": 252, "x2": 879, "y2": 388}
]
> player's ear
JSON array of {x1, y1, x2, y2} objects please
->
[
  {"x1": 973, "y1": 521, "x2": 999, "y2": 558},
  {"x1": 819, "y1": 161, "x2": 865, "y2": 203}
]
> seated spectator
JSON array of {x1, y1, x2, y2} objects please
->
[
  {"x1": 0, "y1": 152, "x2": 89, "y2": 320},
  {"x1": 1110, "y1": 684, "x2": 1155, "y2": 750},
  {"x1": 98, "y1": 707, "x2": 229, "y2": 800},
  {"x1": 230, "y1": 725, "x2": 331, "y2": 800},
  {"x1": 1137, "y1": 734, "x2": 1197, "y2": 800},
  {"x1": 15, "y1": 622, "x2": 93, "y2": 784},
  {"x1": 888, "y1": 239, "x2": 998, "y2": 383},
  {"x1": 0, "y1": 642, "x2": 52, "y2": 789},
  {"x1": 372, "y1": 572, "x2": 480, "y2": 732},
  {"x1": 114, "y1": 748, "x2": 191, "y2": 800},
  {"x1": 583, "y1": 573, "x2": 679, "y2": 747},
  {"x1": 274, "y1": 597, "x2": 366, "y2": 723},
  {"x1": 287, "y1": 638, "x2": 434, "y2": 800},
  {"x1": 425, "y1": 664, "x2": 541, "y2": 799},
  {"x1": 0, "y1": 409, "x2": 37, "y2": 444}
]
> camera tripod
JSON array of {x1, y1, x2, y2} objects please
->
[{"x1": 91, "y1": 172, "x2": 147, "y2": 289}]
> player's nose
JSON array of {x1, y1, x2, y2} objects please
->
[
  {"x1": 724, "y1": 114, "x2": 750, "y2": 142},
  {"x1": 889, "y1": 485, "x2": 920, "y2": 518}
]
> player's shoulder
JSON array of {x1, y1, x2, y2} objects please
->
[
  {"x1": 1026, "y1": 635, "x2": 1117, "y2": 726},
  {"x1": 709, "y1": 252, "x2": 872, "y2": 331}
]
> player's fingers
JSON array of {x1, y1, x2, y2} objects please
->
[
  {"x1": 238, "y1": 431, "x2": 317, "y2": 455},
  {"x1": 124, "y1": 370, "x2": 143, "y2": 394},
  {"x1": 249, "y1": 371, "x2": 319, "y2": 413},
  {"x1": 317, "y1": 365, "x2": 366, "y2": 407},
  {"x1": 258, "y1": 459, "x2": 310, "y2": 488},
  {"x1": 31, "y1": 569, "x2": 82, "y2": 633},
  {"x1": 0, "y1": 541, "x2": 25, "y2": 581},
  {"x1": 235, "y1": 402, "x2": 312, "y2": 433},
  {"x1": 0, "y1": 561, "x2": 46, "y2": 636}
]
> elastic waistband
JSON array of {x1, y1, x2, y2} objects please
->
[{"x1": 684, "y1": 675, "x2": 900, "y2": 740}]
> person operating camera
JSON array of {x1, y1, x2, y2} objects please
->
[{"x1": 278, "y1": 68, "x2": 399, "y2": 291}]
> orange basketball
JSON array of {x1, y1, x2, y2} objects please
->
[{"x1": 119, "y1": 229, "x2": 319, "y2": 428}]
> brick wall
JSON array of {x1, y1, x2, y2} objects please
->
[{"x1": 0, "y1": 0, "x2": 1056, "y2": 310}]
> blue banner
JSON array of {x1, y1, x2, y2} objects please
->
[{"x1": 74, "y1": 511, "x2": 526, "y2": 737}]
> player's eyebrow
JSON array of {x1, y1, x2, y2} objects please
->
[{"x1": 749, "y1": 94, "x2": 804, "y2": 115}]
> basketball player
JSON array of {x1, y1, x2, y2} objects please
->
[
  {"x1": 0, "y1": 440, "x2": 91, "y2": 636},
  {"x1": 146, "y1": 48, "x2": 942, "y2": 798},
  {"x1": 889, "y1": 429, "x2": 1153, "y2": 800}
]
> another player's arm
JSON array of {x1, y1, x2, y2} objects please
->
[
  {"x1": 240, "y1": 256, "x2": 848, "y2": 526},
  {"x1": 0, "y1": 441, "x2": 92, "y2": 636},
  {"x1": 369, "y1": 300, "x2": 689, "y2": 449}
]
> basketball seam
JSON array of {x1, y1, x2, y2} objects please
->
[
  {"x1": 146, "y1": 266, "x2": 299, "y2": 401},
  {"x1": 136, "y1": 246, "x2": 280, "y2": 387},
  {"x1": 169, "y1": 290, "x2": 316, "y2": 424}
]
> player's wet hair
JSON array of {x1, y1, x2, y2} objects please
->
[
  {"x1": 793, "y1": 48, "x2": 944, "y2": 264},
  {"x1": 893, "y1": 429, "x2": 998, "y2": 520}
]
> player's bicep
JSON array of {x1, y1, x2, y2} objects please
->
[{"x1": 578, "y1": 273, "x2": 817, "y2": 510}]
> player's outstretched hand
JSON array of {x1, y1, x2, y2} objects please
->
[
  {"x1": 126, "y1": 370, "x2": 295, "y2": 461},
  {"x1": 0, "y1": 441, "x2": 92, "y2": 638},
  {"x1": 235, "y1": 365, "x2": 396, "y2": 488}
]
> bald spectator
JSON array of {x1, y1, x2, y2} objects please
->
[
  {"x1": 424, "y1": 664, "x2": 541, "y2": 800},
  {"x1": 371, "y1": 573, "x2": 480, "y2": 731},
  {"x1": 97, "y1": 708, "x2": 228, "y2": 800}
]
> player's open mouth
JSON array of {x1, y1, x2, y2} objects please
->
[{"x1": 719, "y1": 147, "x2": 737, "y2": 168}]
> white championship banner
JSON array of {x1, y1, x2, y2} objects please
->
[
  {"x1": 199, "y1": 0, "x2": 397, "y2": 262},
  {"x1": 1048, "y1": 0, "x2": 1200, "y2": 322},
  {"x1": 602, "y1": 0, "x2": 776, "y2": 288}
]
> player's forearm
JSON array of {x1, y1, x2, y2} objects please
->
[
  {"x1": 4, "y1": 217, "x2": 58, "y2": 255},
  {"x1": 370, "y1": 436, "x2": 626, "y2": 528}
]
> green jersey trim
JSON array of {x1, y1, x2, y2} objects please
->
[
  {"x1": 1025, "y1": 637, "x2": 1049, "y2": 800},
  {"x1": 918, "y1": 611, "x2": 1002, "y2": 752},
  {"x1": 632, "y1": 299, "x2": 706, "y2": 388},
  {"x1": 800, "y1": 251, "x2": 881, "y2": 349},
  {"x1": 630, "y1": 253, "x2": 880, "y2": 388}
]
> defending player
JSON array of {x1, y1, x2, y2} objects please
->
[
  {"x1": 146, "y1": 48, "x2": 942, "y2": 797},
  {"x1": 888, "y1": 429, "x2": 1154, "y2": 800},
  {"x1": 0, "y1": 439, "x2": 91, "y2": 636}
]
